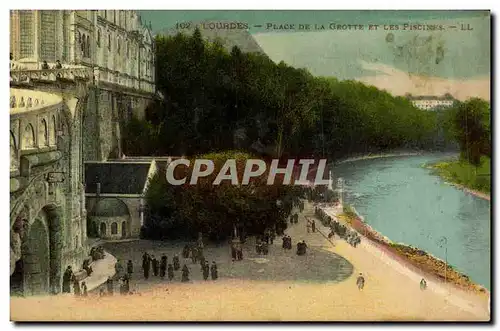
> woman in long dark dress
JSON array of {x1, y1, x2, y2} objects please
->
[
  {"x1": 181, "y1": 265, "x2": 190, "y2": 282},
  {"x1": 210, "y1": 261, "x2": 218, "y2": 280},
  {"x1": 62, "y1": 266, "x2": 73, "y2": 293}
]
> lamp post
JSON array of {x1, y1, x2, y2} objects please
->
[
  {"x1": 437, "y1": 236, "x2": 448, "y2": 284},
  {"x1": 337, "y1": 177, "x2": 344, "y2": 208}
]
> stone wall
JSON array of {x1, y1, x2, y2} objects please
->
[{"x1": 82, "y1": 88, "x2": 153, "y2": 162}]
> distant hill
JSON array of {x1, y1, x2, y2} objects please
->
[{"x1": 158, "y1": 21, "x2": 267, "y2": 55}]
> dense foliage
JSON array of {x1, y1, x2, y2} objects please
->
[
  {"x1": 124, "y1": 28, "x2": 438, "y2": 159},
  {"x1": 443, "y1": 98, "x2": 491, "y2": 167},
  {"x1": 435, "y1": 98, "x2": 491, "y2": 193},
  {"x1": 129, "y1": 29, "x2": 490, "y2": 240},
  {"x1": 143, "y1": 151, "x2": 304, "y2": 241}
]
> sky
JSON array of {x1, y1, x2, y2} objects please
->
[
  {"x1": 139, "y1": 10, "x2": 488, "y2": 35},
  {"x1": 139, "y1": 10, "x2": 490, "y2": 99}
]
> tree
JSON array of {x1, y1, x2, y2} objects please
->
[
  {"x1": 143, "y1": 151, "x2": 302, "y2": 241},
  {"x1": 449, "y1": 98, "x2": 490, "y2": 167}
]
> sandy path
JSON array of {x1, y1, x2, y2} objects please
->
[{"x1": 10, "y1": 203, "x2": 489, "y2": 321}]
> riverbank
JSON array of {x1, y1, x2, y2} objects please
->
[
  {"x1": 10, "y1": 203, "x2": 489, "y2": 321},
  {"x1": 321, "y1": 205, "x2": 489, "y2": 296},
  {"x1": 425, "y1": 157, "x2": 491, "y2": 201},
  {"x1": 334, "y1": 151, "x2": 422, "y2": 165}
]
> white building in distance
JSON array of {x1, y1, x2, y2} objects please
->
[{"x1": 407, "y1": 94, "x2": 456, "y2": 111}]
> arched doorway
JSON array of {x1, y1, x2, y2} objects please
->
[
  {"x1": 111, "y1": 222, "x2": 118, "y2": 235},
  {"x1": 121, "y1": 221, "x2": 126, "y2": 238},
  {"x1": 21, "y1": 218, "x2": 50, "y2": 295},
  {"x1": 100, "y1": 222, "x2": 106, "y2": 237},
  {"x1": 10, "y1": 205, "x2": 63, "y2": 296}
]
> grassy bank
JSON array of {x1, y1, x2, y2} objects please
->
[{"x1": 427, "y1": 156, "x2": 491, "y2": 196}]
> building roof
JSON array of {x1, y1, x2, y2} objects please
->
[
  {"x1": 92, "y1": 198, "x2": 131, "y2": 217},
  {"x1": 85, "y1": 162, "x2": 152, "y2": 195}
]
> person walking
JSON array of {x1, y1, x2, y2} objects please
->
[
  {"x1": 210, "y1": 261, "x2": 218, "y2": 280},
  {"x1": 181, "y1": 265, "x2": 190, "y2": 282},
  {"x1": 106, "y1": 276, "x2": 114, "y2": 295},
  {"x1": 81, "y1": 281, "x2": 88, "y2": 297},
  {"x1": 167, "y1": 263, "x2": 174, "y2": 281},
  {"x1": 173, "y1": 255, "x2": 180, "y2": 271},
  {"x1": 202, "y1": 261, "x2": 210, "y2": 280},
  {"x1": 160, "y1": 254, "x2": 167, "y2": 278},
  {"x1": 127, "y1": 260, "x2": 133, "y2": 277},
  {"x1": 152, "y1": 255, "x2": 159, "y2": 277},
  {"x1": 356, "y1": 273, "x2": 365, "y2": 291},
  {"x1": 73, "y1": 278, "x2": 81, "y2": 296},
  {"x1": 420, "y1": 278, "x2": 427, "y2": 290},
  {"x1": 142, "y1": 253, "x2": 151, "y2": 280},
  {"x1": 62, "y1": 266, "x2": 73, "y2": 293}
]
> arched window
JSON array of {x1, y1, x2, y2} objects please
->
[
  {"x1": 39, "y1": 119, "x2": 48, "y2": 146},
  {"x1": 121, "y1": 221, "x2": 126, "y2": 237},
  {"x1": 126, "y1": 41, "x2": 129, "y2": 58},
  {"x1": 100, "y1": 222, "x2": 106, "y2": 237},
  {"x1": 23, "y1": 123, "x2": 35, "y2": 149},
  {"x1": 108, "y1": 34, "x2": 111, "y2": 51},
  {"x1": 81, "y1": 33, "x2": 86, "y2": 56},
  {"x1": 86, "y1": 35, "x2": 90, "y2": 57},
  {"x1": 97, "y1": 29, "x2": 101, "y2": 47},
  {"x1": 117, "y1": 38, "x2": 120, "y2": 55},
  {"x1": 50, "y1": 115, "x2": 56, "y2": 145},
  {"x1": 111, "y1": 222, "x2": 118, "y2": 235},
  {"x1": 87, "y1": 36, "x2": 90, "y2": 57},
  {"x1": 10, "y1": 131, "x2": 18, "y2": 171}
]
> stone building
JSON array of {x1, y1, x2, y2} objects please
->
[
  {"x1": 10, "y1": 10, "x2": 156, "y2": 161},
  {"x1": 10, "y1": 85, "x2": 89, "y2": 296},
  {"x1": 10, "y1": 10, "x2": 156, "y2": 296},
  {"x1": 407, "y1": 94, "x2": 456, "y2": 111},
  {"x1": 84, "y1": 161, "x2": 158, "y2": 240}
]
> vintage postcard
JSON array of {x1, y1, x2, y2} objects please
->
[{"x1": 9, "y1": 9, "x2": 491, "y2": 322}]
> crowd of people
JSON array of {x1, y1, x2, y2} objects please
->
[
  {"x1": 314, "y1": 206, "x2": 362, "y2": 248},
  {"x1": 67, "y1": 198, "x2": 440, "y2": 298},
  {"x1": 62, "y1": 265, "x2": 88, "y2": 297}
]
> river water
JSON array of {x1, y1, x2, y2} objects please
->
[{"x1": 332, "y1": 153, "x2": 491, "y2": 289}]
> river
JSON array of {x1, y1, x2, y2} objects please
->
[{"x1": 332, "y1": 153, "x2": 491, "y2": 289}]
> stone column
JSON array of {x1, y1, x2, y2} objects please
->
[{"x1": 33, "y1": 10, "x2": 40, "y2": 64}]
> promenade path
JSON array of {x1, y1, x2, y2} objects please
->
[{"x1": 10, "y1": 202, "x2": 489, "y2": 321}]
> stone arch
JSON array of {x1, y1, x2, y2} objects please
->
[
  {"x1": 100, "y1": 222, "x2": 106, "y2": 237},
  {"x1": 10, "y1": 131, "x2": 18, "y2": 171},
  {"x1": 50, "y1": 115, "x2": 56, "y2": 146},
  {"x1": 11, "y1": 204, "x2": 64, "y2": 296},
  {"x1": 38, "y1": 118, "x2": 48, "y2": 147},
  {"x1": 86, "y1": 35, "x2": 90, "y2": 57},
  {"x1": 81, "y1": 33, "x2": 86, "y2": 54},
  {"x1": 22, "y1": 123, "x2": 35, "y2": 149},
  {"x1": 111, "y1": 222, "x2": 118, "y2": 235},
  {"x1": 19, "y1": 217, "x2": 50, "y2": 295},
  {"x1": 91, "y1": 198, "x2": 131, "y2": 240}
]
